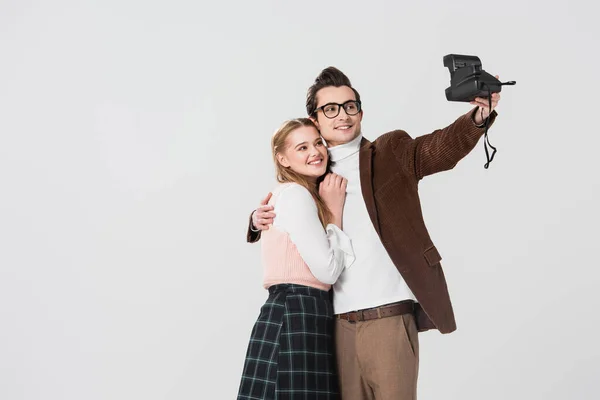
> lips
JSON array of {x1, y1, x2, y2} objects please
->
[
  {"x1": 335, "y1": 124, "x2": 352, "y2": 130},
  {"x1": 308, "y1": 158, "x2": 323, "y2": 166}
]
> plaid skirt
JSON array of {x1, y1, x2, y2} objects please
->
[{"x1": 237, "y1": 284, "x2": 339, "y2": 399}]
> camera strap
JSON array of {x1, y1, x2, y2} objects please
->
[{"x1": 481, "y1": 81, "x2": 516, "y2": 169}]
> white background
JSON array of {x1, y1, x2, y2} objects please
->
[{"x1": 1, "y1": 1, "x2": 599, "y2": 399}]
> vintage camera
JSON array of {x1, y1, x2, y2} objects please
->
[{"x1": 443, "y1": 54, "x2": 502, "y2": 102}]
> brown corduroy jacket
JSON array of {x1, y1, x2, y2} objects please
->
[{"x1": 247, "y1": 109, "x2": 497, "y2": 334}]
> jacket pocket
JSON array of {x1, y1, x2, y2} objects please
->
[{"x1": 423, "y1": 245, "x2": 442, "y2": 267}]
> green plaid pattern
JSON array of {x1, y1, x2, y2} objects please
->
[{"x1": 237, "y1": 284, "x2": 339, "y2": 399}]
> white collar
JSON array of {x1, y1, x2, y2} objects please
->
[{"x1": 328, "y1": 134, "x2": 363, "y2": 162}]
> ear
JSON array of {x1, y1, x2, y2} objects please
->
[
  {"x1": 310, "y1": 115, "x2": 320, "y2": 131},
  {"x1": 276, "y1": 153, "x2": 291, "y2": 168}
]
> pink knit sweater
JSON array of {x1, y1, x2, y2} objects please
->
[{"x1": 261, "y1": 186, "x2": 331, "y2": 292}]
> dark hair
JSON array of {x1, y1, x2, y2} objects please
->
[{"x1": 306, "y1": 67, "x2": 362, "y2": 118}]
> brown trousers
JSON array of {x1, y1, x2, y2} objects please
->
[{"x1": 335, "y1": 313, "x2": 419, "y2": 400}]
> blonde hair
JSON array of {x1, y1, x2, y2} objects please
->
[{"x1": 272, "y1": 118, "x2": 332, "y2": 228}]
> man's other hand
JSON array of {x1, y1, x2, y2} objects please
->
[{"x1": 252, "y1": 192, "x2": 276, "y2": 231}]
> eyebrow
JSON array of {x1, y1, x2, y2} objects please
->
[
  {"x1": 294, "y1": 138, "x2": 322, "y2": 148},
  {"x1": 318, "y1": 99, "x2": 356, "y2": 108}
]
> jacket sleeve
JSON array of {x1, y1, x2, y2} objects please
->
[{"x1": 392, "y1": 108, "x2": 498, "y2": 181}]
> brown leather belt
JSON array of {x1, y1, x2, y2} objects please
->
[{"x1": 336, "y1": 301, "x2": 415, "y2": 323}]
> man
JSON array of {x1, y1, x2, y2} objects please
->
[{"x1": 248, "y1": 67, "x2": 501, "y2": 400}]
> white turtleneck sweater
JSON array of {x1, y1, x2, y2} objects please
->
[{"x1": 328, "y1": 133, "x2": 417, "y2": 314}]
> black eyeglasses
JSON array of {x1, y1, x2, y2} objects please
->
[{"x1": 314, "y1": 100, "x2": 362, "y2": 119}]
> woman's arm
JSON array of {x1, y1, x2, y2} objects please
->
[{"x1": 275, "y1": 184, "x2": 355, "y2": 285}]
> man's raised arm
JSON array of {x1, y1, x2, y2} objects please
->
[{"x1": 392, "y1": 90, "x2": 501, "y2": 181}]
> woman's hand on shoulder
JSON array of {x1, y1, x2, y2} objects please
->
[{"x1": 319, "y1": 173, "x2": 347, "y2": 218}]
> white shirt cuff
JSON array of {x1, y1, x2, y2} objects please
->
[{"x1": 325, "y1": 224, "x2": 356, "y2": 270}]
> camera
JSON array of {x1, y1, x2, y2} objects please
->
[{"x1": 443, "y1": 54, "x2": 502, "y2": 102}]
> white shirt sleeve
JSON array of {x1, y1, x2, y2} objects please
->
[{"x1": 273, "y1": 184, "x2": 355, "y2": 285}]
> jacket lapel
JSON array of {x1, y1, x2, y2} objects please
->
[{"x1": 359, "y1": 137, "x2": 381, "y2": 236}]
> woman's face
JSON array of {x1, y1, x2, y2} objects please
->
[{"x1": 277, "y1": 125, "x2": 328, "y2": 181}]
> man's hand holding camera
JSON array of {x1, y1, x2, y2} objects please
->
[{"x1": 471, "y1": 75, "x2": 501, "y2": 125}]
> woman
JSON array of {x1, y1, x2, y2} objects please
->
[{"x1": 237, "y1": 118, "x2": 355, "y2": 399}]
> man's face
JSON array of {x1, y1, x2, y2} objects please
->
[{"x1": 312, "y1": 85, "x2": 363, "y2": 147}]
